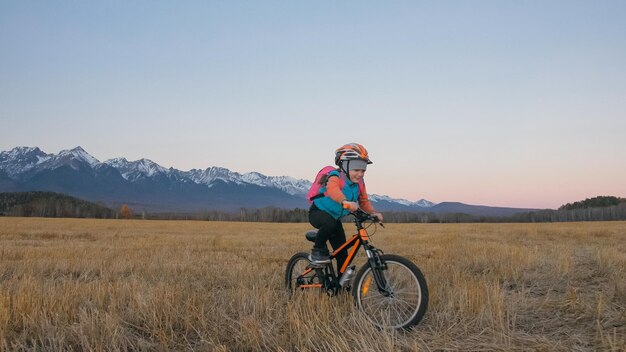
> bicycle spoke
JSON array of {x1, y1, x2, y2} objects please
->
[
  {"x1": 394, "y1": 300, "x2": 409, "y2": 323},
  {"x1": 390, "y1": 297, "x2": 415, "y2": 318},
  {"x1": 355, "y1": 257, "x2": 428, "y2": 329},
  {"x1": 384, "y1": 295, "x2": 408, "y2": 322},
  {"x1": 364, "y1": 298, "x2": 386, "y2": 314}
]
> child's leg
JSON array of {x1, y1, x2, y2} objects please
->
[
  {"x1": 328, "y1": 224, "x2": 347, "y2": 270},
  {"x1": 309, "y1": 208, "x2": 340, "y2": 252}
]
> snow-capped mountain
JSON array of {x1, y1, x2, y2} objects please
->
[
  {"x1": 105, "y1": 158, "x2": 172, "y2": 182},
  {"x1": 187, "y1": 167, "x2": 247, "y2": 186},
  {"x1": 0, "y1": 146, "x2": 545, "y2": 216},
  {"x1": 369, "y1": 195, "x2": 435, "y2": 208},
  {"x1": 0, "y1": 147, "x2": 52, "y2": 178},
  {"x1": 413, "y1": 199, "x2": 436, "y2": 207},
  {"x1": 58, "y1": 147, "x2": 100, "y2": 167},
  {"x1": 0, "y1": 146, "x2": 100, "y2": 178},
  {"x1": 0, "y1": 146, "x2": 445, "y2": 212},
  {"x1": 240, "y1": 173, "x2": 310, "y2": 196}
]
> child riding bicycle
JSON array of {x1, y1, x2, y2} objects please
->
[{"x1": 308, "y1": 143, "x2": 384, "y2": 267}]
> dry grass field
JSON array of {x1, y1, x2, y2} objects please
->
[{"x1": 0, "y1": 217, "x2": 625, "y2": 351}]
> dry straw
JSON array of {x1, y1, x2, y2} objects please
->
[{"x1": 1, "y1": 218, "x2": 624, "y2": 351}]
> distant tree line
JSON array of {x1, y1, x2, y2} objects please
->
[
  {"x1": 146, "y1": 207, "x2": 310, "y2": 222},
  {"x1": 558, "y1": 196, "x2": 626, "y2": 211},
  {"x1": 371, "y1": 212, "x2": 491, "y2": 223},
  {"x1": 3, "y1": 192, "x2": 625, "y2": 223},
  {"x1": 380, "y1": 203, "x2": 626, "y2": 223},
  {"x1": 144, "y1": 208, "x2": 490, "y2": 223},
  {"x1": 381, "y1": 196, "x2": 626, "y2": 223},
  {"x1": 0, "y1": 192, "x2": 115, "y2": 218},
  {"x1": 510, "y1": 202, "x2": 626, "y2": 222}
]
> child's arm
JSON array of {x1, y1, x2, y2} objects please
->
[
  {"x1": 325, "y1": 176, "x2": 346, "y2": 204},
  {"x1": 359, "y1": 187, "x2": 384, "y2": 222},
  {"x1": 358, "y1": 183, "x2": 376, "y2": 214}
]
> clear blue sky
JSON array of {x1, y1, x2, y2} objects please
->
[{"x1": 2, "y1": 1, "x2": 625, "y2": 208}]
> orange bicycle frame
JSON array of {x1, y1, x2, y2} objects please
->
[{"x1": 326, "y1": 227, "x2": 371, "y2": 275}]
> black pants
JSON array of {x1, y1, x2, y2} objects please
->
[{"x1": 309, "y1": 204, "x2": 347, "y2": 270}]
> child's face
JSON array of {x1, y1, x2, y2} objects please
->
[{"x1": 348, "y1": 169, "x2": 365, "y2": 183}]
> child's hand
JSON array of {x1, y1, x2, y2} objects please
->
[
  {"x1": 372, "y1": 212, "x2": 384, "y2": 222},
  {"x1": 342, "y1": 201, "x2": 359, "y2": 212}
]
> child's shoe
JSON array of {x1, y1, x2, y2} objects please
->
[{"x1": 309, "y1": 247, "x2": 331, "y2": 264}]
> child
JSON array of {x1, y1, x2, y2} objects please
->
[{"x1": 309, "y1": 143, "x2": 384, "y2": 266}]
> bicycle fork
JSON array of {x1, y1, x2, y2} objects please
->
[{"x1": 365, "y1": 248, "x2": 392, "y2": 297}]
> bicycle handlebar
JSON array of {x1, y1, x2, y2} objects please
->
[{"x1": 343, "y1": 203, "x2": 384, "y2": 227}]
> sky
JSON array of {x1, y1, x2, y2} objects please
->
[{"x1": 1, "y1": 1, "x2": 625, "y2": 209}]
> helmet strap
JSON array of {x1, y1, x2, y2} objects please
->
[{"x1": 340, "y1": 160, "x2": 350, "y2": 174}]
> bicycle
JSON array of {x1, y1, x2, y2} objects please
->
[{"x1": 285, "y1": 207, "x2": 429, "y2": 330}]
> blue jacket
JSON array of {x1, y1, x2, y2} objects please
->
[{"x1": 313, "y1": 170, "x2": 361, "y2": 220}]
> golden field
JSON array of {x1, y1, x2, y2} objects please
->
[{"x1": 0, "y1": 217, "x2": 624, "y2": 351}]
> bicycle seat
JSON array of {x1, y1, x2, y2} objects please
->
[{"x1": 305, "y1": 230, "x2": 317, "y2": 242}]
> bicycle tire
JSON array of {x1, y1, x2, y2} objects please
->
[
  {"x1": 285, "y1": 252, "x2": 320, "y2": 291},
  {"x1": 352, "y1": 254, "x2": 428, "y2": 329}
]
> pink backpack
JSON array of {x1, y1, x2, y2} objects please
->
[{"x1": 307, "y1": 166, "x2": 365, "y2": 204}]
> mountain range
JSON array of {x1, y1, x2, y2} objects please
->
[{"x1": 0, "y1": 146, "x2": 541, "y2": 216}]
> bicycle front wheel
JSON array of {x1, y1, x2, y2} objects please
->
[{"x1": 352, "y1": 254, "x2": 428, "y2": 329}]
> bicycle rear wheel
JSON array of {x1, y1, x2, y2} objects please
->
[
  {"x1": 285, "y1": 252, "x2": 321, "y2": 291},
  {"x1": 352, "y1": 254, "x2": 428, "y2": 329}
]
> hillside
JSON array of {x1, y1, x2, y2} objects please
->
[
  {"x1": 559, "y1": 196, "x2": 626, "y2": 210},
  {"x1": 0, "y1": 191, "x2": 115, "y2": 218}
]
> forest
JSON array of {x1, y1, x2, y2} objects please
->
[
  {"x1": 2, "y1": 192, "x2": 625, "y2": 222},
  {"x1": 0, "y1": 192, "x2": 115, "y2": 218}
]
